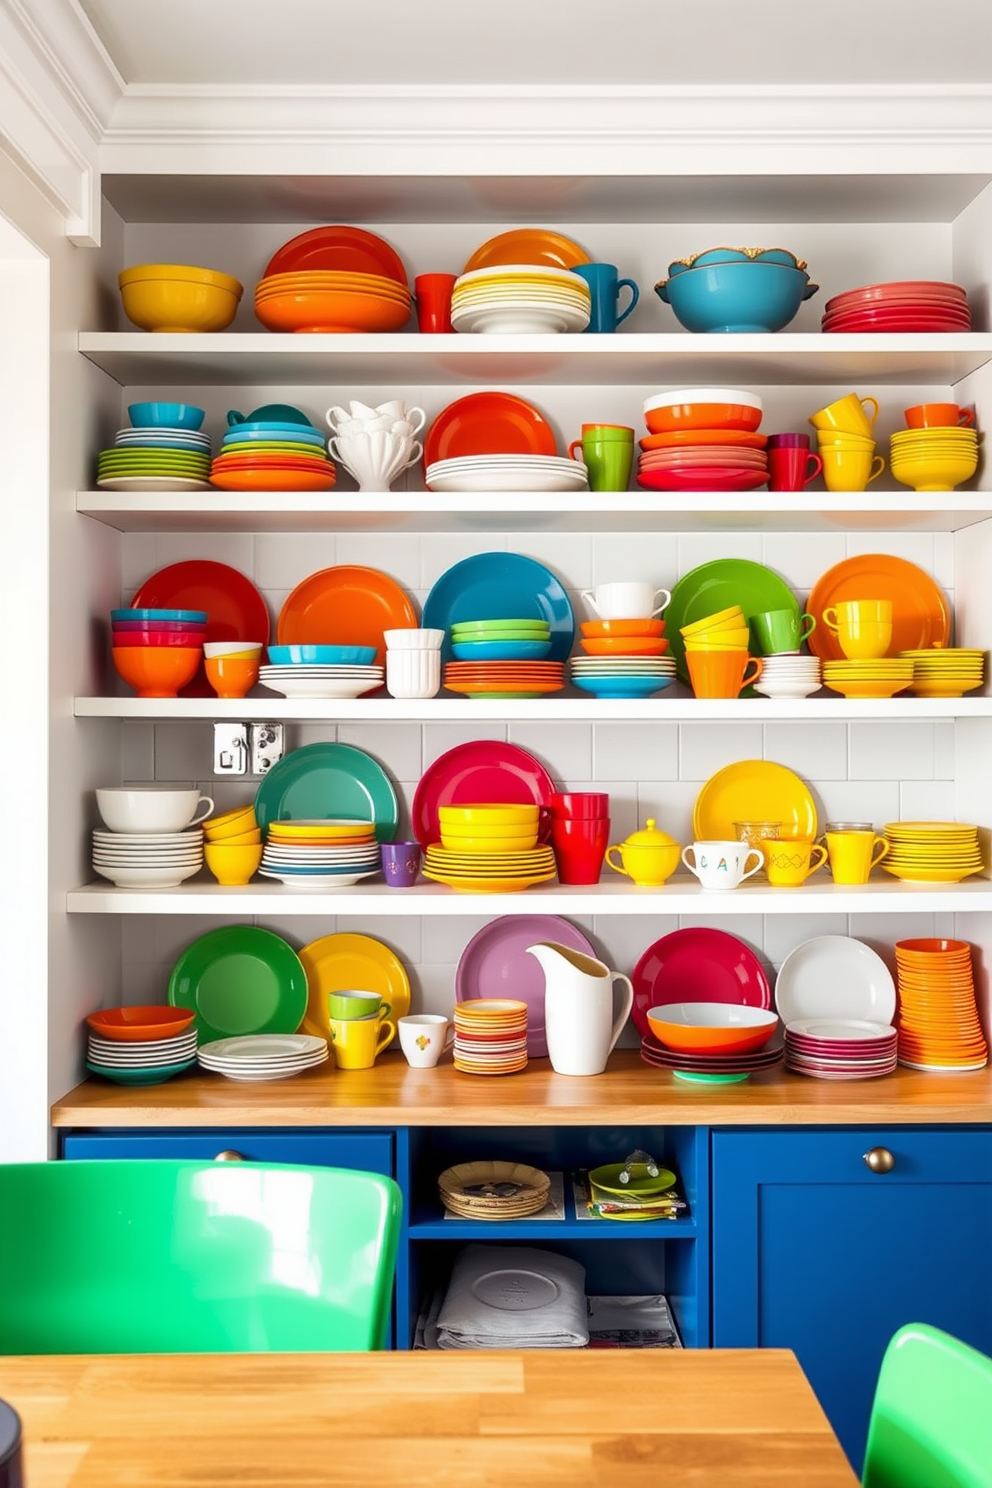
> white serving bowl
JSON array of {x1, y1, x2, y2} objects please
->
[
  {"x1": 91, "y1": 861, "x2": 203, "y2": 888},
  {"x1": 95, "y1": 786, "x2": 214, "y2": 834}
]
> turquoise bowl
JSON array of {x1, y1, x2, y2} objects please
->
[
  {"x1": 655, "y1": 261, "x2": 818, "y2": 333},
  {"x1": 266, "y1": 644, "x2": 376, "y2": 666},
  {"x1": 128, "y1": 402, "x2": 205, "y2": 430}
]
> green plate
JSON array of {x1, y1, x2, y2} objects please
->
[
  {"x1": 672, "y1": 1070, "x2": 750, "y2": 1084},
  {"x1": 665, "y1": 558, "x2": 800, "y2": 685},
  {"x1": 588, "y1": 1162, "x2": 677, "y2": 1197},
  {"x1": 255, "y1": 742, "x2": 398, "y2": 843},
  {"x1": 168, "y1": 927, "x2": 308, "y2": 1042},
  {"x1": 86, "y1": 1059, "x2": 196, "y2": 1085}
]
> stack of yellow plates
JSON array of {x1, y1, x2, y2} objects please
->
[
  {"x1": 822, "y1": 657, "x2": 914, "y2": 698},
  {"x1": 451, "y1": 266, "x2": 591, "y2": 334},
  {"x1": 453, "y1": 999, "x2": 529, "y2": 1075},
  {"x1": 882, "y1": 821, "x2": 984, "y2": 883},
  {"x1": 423, "y1": 844, "x2": 556, "y2": 893},
  {"x1": 898, "y1": 648, "x2": 985, "y2": 697}
]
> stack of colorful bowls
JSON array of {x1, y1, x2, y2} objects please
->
[
  {"x1": 259, "y1": 644, "x2": 383, "y2": 699},
  {"x1": 423, "y1": 804, "x2": 557, "y2": 893},
  {"x1": 642, "y1": 1003, "x2": 782, "y2": 1085},
  {"x1": 680, "y1": 606, "x2": 763, "y2": 699},
  {"x1": 85, "y1": 1006, "x2": 198, "y2": 1086},
  {"x1": 569, "y1": 617, "x2": 676, "y2": 698},
  {"x1": 808, "y1": 392, "x2": 885, "y2": 493},
  {"x1": 880, "y1": 822, "x2": 984, "y2": 884},
  {"x1": 894, "y1": 938, "x2": 989, "y2": 1071},
  {"x1": 97, "y1": 406, "x2": 212, "y2": 492},
  {"x1": 453, "y1": 999, "x2": 529, "y2": 1075},
  {"x1": 654, "y1": 247, "x2": 817, "y2": 333},
  {"x1": 203, "y1": 803, "x2": 262, "y2": 887},
  {"x1": 821, "y1": 279, "x2": 971, "y2": 333},
  {"x1": 637, "y1": 387, "x2": 766, "y2": 491},
  {"x1": 900, "y1": 648, "x2": 985, "y2": 697},
  {"x1": 259, "y1": 818, "x2": 381, "y2": 890},
  {"x1": 443, "y1": 618, "x2": 564, "y2": 698},
  {"x1": 889, "y1": 422, "x2": 979, "y2": 493},
  {"x1": 784, "y1": 1019, "x2": 898, "y2": 1080},
  {"x1": 450, "y1": 266, "x2": 591, "y2": 334},
  {"x1": 210, "y1": 419, "x2": 336, "y2": 492},
  {"x1": 110, "y1": 606, "x2": 206, "y2": 698}
]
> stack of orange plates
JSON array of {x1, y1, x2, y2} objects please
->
[
  {"x1": 443, "y1": 660, "x2": 565, "y2": 698},
  {"x1": 894, "y1": 938, "x2": 989, "y2": 1071},
  {"x1": 453, "y1": 999, "x2": 529, "y2": 1075},
  {"x1": 210, "y1": 432, "x2": 336, "y2": 492},
  {"x1": 254, "y1": 272, "x2": 412, "y2": 333}
]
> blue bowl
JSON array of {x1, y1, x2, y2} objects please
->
[
  {"x1": 655, "y1": 261, "x2": 818, "y2": 333},
  {"x1": 223, "y1": 425, "x2": 326, "y2": 446},
  {"x1": 128, "y1": 402, "x2": 205, "y2": 431},
  {"x1": 571, "y1": 674, "x2": 674, "y2": 698},
  {"x1": 227, "y1": 405, "x2": 313, "y2": 427},
  {"x1": 451, "y1": 639, "x2": 553, "y2": 662},
  {"x1": 266, "y1": 644, "x2": 377, "y2": 666},
  {"x1": 111, "y1": 607, "x2": 209, "y2": 624}
]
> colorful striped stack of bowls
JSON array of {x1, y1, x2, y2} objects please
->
[{"x1": 110, "y1": 607, "x2": 207, "y2": 698}]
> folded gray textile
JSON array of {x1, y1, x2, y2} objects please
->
[{"x1": 435, "y1": 1243, "x2": 589, "y2": 1349}]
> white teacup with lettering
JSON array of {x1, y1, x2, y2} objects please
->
[
  {"x1": 398, "y1": 1014, "x2": 454, "y2": 1068},
  {"x1": 681, "y1": 839, "x2": 764, "y2": 891},
  {"x1": 581, "y1": 582, "x2": 671, "y2": 620}
]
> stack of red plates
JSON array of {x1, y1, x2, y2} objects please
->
[
  {"x1": 784, "y1": 1019, "x2": 898, "y2": 1080},
  {"x1": 637, "y1": 430, "x2": 768, "y2": 493},
  {"x1": 821, "y1": 281, "x2": 971, "y2": 334},
  {"x1": 640, "y1": 1032, "x2": 784, "y2": 1085}
]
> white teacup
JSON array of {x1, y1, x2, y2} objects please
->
[
  {"x1": 581, "y1": 582, "x2": 671, "y2": 619},
  {"x1": 375, "y1": 401, "x2": 426, "y2": 435},
  {"x1": 681, "y1": 839, "x2": 764, "y2": 891},
  {"x1": 95, "y1": 786, "x2": 214, "y2": 834},
  {"x1": 398, "y1": 1014, "x2": 454, "y2": 1068}
]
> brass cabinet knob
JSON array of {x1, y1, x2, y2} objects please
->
[
  {"x1": 863, "y1": 1146, "x2": 895, "y2": 1174},
  {"x1": 213, "y1": 1149, "x2": 246, "y2": 1162}
]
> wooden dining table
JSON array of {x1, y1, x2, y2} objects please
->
[{"x1": 0, "y1": 1348, "x2": 859, "y2": 1487}]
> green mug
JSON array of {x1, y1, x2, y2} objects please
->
[
  {"x1": 569, "y1": 428, "x2": 634, "y2": 492},
  {"x1": 752, "y1": 608, "x2": 816, "y2": 655},
  {"x1": 327, "y1": 990, "x2": 392, "y2": 1021}
]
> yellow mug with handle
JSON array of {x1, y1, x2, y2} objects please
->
[
  {"x1": 824, "y1": 829, "x2": 889, "y2": 885},
  {"x1": 328, "y1": 1014, "x2": 396, "y2": 1070},
  {"x1": 762, "y1": 837, "x2": 828, "y2": 888}
]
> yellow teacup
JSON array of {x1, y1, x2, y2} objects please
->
[
  {"x1": 762, "y1": 837, "x2": 828, "y2": 888},
  {"x1": 809, "y1": 392, "x2": 880, "y2": 437},
  {"x1": 204, "y1": 842, "x2": 263, "y2": 886},
  {"x1": 681, "y1": 607, "x2": 744, "y2": 636},
  {"x1": 823, "y1": 830, "x2": 890, "y2": 885},
  {"x1": 328, "y1": 1014, "x2": 396, "y2": 1070},
  {"x1": 204, "y1": 804, "x2": 257, "y2": 838},
  {"x1": 822, "y1": 601, "x2": 893, "y2": 659}
]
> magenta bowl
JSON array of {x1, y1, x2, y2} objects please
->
[
  {"x1": 111, "y1": 618, "x2": 206, "y2": 633},
  {"x1": 111, "y1": 629, "x2": 205, "y2": 648}
]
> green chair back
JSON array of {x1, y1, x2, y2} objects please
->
[
  {"x1": 862, "y1": 1322, "x2": 992, "y2": 1488},
  {"x1": 0, "y1": 1160, "x2": 401, "y2": 1353}
]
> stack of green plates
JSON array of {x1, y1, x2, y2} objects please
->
[{"x1": 96, "y1": 443, "x2": 212, "y2": 492}]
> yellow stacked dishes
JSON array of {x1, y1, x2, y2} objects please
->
[
  {"x1": 450, "y1": 266, "x2": 591, "y2": 334},
  {"x1": 204, "y1": 805, "x2": 261, "y2": 845},
  {"x1": 889, "y1": 426, "x2": 979, "y2": 492},
  {"x1": 202, "y1": 797, "x2": 263, "y2": 885},
  {"x1": 894, "y1": 937, "x2": 989, "y2": 1071},
  {"x1": 423, "y1": 803, "x2": 556, "y2": 892},
  {"x1": 260, "y1": 817, "x2": 381, "y2": 889},
  {"x1": 881, "y1": 821, "x2": 984, "y2": 884},
  {"x1": 899, "y1": 648, "x2": 986, "y2": 697},
  {"x1": 452, "y1": 999, "x2": 529, "y2": 1074},
  {"x1": 254, "y1": 272, "x2": 412, "y2": 333},
  {"x1": 821, "y1": 657, "x2": 914, "y2": 699}
]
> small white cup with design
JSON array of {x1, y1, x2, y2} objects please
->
[
  {"x1": 397, "y1": 1014, "x2": 454, "y2": 1068},
  {"x1": 681, "y1": 839, "x2": 764, "y2": 891}
]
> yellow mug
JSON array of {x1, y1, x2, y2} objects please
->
[
  {"x1": 822, "y1": 602, "x2": 893, "y2": 659},
  {"x1": 809, "y1": 392, "x2": 880, "y2": 437},
  {"x1": 819, "y1": 445, "x2": 886, "y2": 493},
  {"x1": 328, "y1": 1014, "x2": 396, "y2": 1070},
  {"x1": 824, "y1": 830, "x2": 889, "y2": 885},
  {"x1": 761, "y1": 837, "x2": 828, "y2": 888}
]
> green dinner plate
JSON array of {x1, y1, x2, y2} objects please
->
[
  {"x1": 665, "y1": 558, "x2": 800, "y2": 684},
  {"x1": 588, "y1": 1162, "x2": 677, "y2": 1197},
  {"x1": 672, "y1": 1070, "x2": 750, "y2": 1083},
  {"x1": 255, "y1": 742, "x2": 398, "y2": 843},
  {"x1": 168, "y1": 927, "x2": 308, "y2": 1042}
]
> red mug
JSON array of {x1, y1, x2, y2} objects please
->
[
  {"x1": 550, "y1": 792, "x2": 610, "y2": 820},
  {"x1": 550, "y1": 816, "x2": 611, "y2": 885},
  {"x1": 414, "y1": 274, "x2": 457, "y2": 334},
  {"x1": 768, "y1": 446, "x2": 823, "y2": 492}
]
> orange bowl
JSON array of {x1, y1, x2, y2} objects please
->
[
  {"x1": 254, "y1": 290, "x2": 411, "y2": 333},
  {"x1": 112, "y1": 645, "x2": 202, "y2": 698},
  {"x1": 644, "y1": 402, "x2": 763, "y2": 435},
  {"x1": 646, "y1": 1003, "x2": 779, "y2": 1054},
  {"x1": 581, "y1": 636, "x2": 669, "y2": 657},
  {"x1": 580, "y1": 619, "x2": 665, "y2": 638},
  {"x1": 86, "y1": 1006, "x2": 196, "y2": 1042}
]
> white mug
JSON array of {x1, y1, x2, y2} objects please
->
[
  {"x1": 398, "y1": 1014, "x2": 454, "y2": 1068},
  {"x1": 581, "y1": 582, "x2": 671, "y2": 620},
  {"x1": 681, "y1": 839, "x2": 764, "y2": 891}
]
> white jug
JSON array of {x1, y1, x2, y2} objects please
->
[{"x1": 526, "y1": 941, "x2": 633, "y2": 1076}]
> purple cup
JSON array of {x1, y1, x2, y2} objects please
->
[
  {"x1": 381, "y1": 840, "x2": 422, "y2": 887},
  {"x1": 766, "y1": 433, "x2": 811, "y2": 449}
]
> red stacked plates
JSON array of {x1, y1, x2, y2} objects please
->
[
  {"x1": 822, "y1": 281, "x2": 971, "y2": 334},
  {"x1": 784, "y1": 1019, "x2": 898, "y2": 1080},
  {"x1": 640, "y1": 1031, "x2": 784, "y2": 1084},
  {"x1": 637, "y1": 425, "x2": 768, "y2": 493}
]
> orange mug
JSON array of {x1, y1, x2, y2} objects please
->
[
  {"x1": 904, "y1": 403, "x2": 974, "y2": 429},
  {"x1": 686, "y1": 648, "x2": 762, "y2": 699}
]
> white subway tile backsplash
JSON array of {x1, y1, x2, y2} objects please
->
[
  {"x1": 254, "y1": 533, "x2": 338, "y2": 591},
  {"x1": 421, "y1": 721, "x2": 508, "y2": 769},
  {"x1": 761, "y1": 531, "x2": 848, "y2": 589},
  {"x1": 636, "y1": 780, "x2": 698, "y2": 844},
  {"x1": 899, "y1": 780, "x2": 958, "y2": 819},
  {"x1": 763, "y1": 720, "x2": 848, "y2": 780},
  {"x1": 153, "y1": 532, "x2": 258, "y2": 577},
  {"x1": 335, "y1": 531, "x2": 424, "y2": 582},
  {"x1": 849, "y1": 722, "x2": 935, "y2": 780},
  {"x1": 590, "y1": 532, "x2": 675, "y2": 589},
  {"x1": 762, "y1": 913, "x2": 850, "y2": 969},
  {"x1": 845, "y1": 531, "x2": 934, "y2": 568},
  {"x1": 333, "y1": 916, "x2": 423, "y2": 964},
  {"x1": 934, "y1": 723, "x2": 956, "y2": 780},
  {"x1": 420, "y1": 915, "x2": 493, "y2": 964},
  {"x1": 506, "y1": 531, "x2": 594, "y2": 589},
  {"x1": 594, "y1": 723, "x2": 678, "y2": 783},
  {"x1": 415, "y1": 964, "x2": 460, "y2": 1016},
  {"x1": 819, "y1": 780, "x2": 901, "y2": 827},
  {"x1": 121, "y1": 722, "x2": 155, "y2": 782},
  {"x1": 679, "y1": 722, "x2": 764, "y2": 781},
  {"x1": 337, "y1": 722, "x2": 422, "y2": 782},
  {"x1": 508, "y1": 721, "x2": 591, "y2": 783},
  {"x1": 678, "y1": 531, "x2": 763, "y2": 575},
  {"x1": 153, "y1": 723, "x2": 216, "y2": 782},
  {"x1": 420, "y1": 532, "x2": 509, "y2": 590}
]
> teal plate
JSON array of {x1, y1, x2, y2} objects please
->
[
  {"x1": 672, "y1": 1070, "x2": 750, "y2": 1084},
  {"x1": 86, "y1": 1059, "x2": 196, "y2": 1085},
  {"x1": 168, "y1": 926, "x2": 308, "y2": 1043},
  {"x1": 665, "y1": 558, "x2": 800, "y2": 685},
  {"x1": 255, "y1": 742, "x2": 398, "y2": 842}
]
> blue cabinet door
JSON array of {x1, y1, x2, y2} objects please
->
[
  {"x1": 62, "y1": 1129, "x2": 394, "y2": 1174},
  {"x1": 712, "y1": 1126, "x2": 992, "y2": 1474}
]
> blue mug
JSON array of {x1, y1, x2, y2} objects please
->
[{"x1": 573, "y1": 263, "x2": 639, "y2": 334}]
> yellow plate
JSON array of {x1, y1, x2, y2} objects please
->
[
  {"x1": 423, "y1": 871, "x2": 557, "y2": 892},
  {"x1": 885, "y1": 822, "x2": 977, "y2": 835},
  {"x1": 882, "y1": 865, "x2": 985, "y2": 883},
  {"x1": 268, "y1": 818, "x2": 374, "y2": 840},
  {"x1": 824, "y1": 681, "x2": 913, "y2": 698},
  {"x1": 298, "y1": 932, "x2": 410, "y2": 1044},
  {"x1": 463, "y1": 229, "x2": 591, "y2": 273},
  {"x1": 693, "y1": 759, "x2": 817, "y2": 841}
]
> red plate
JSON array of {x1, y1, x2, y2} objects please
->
[
  {"x1": 412, "y1": 741, "x2": 556, "y2": 850},
  {"x1": 424, "y1": 393, "x2": 557, "y2": 464},
  {"x1": 276, "y1": 565, "x2": 417, "y2": 668},
  {"x1": 639, "y1": 429, "x2": 768, "y2": 451},
  {"x1": 264, "y1": 226, "x2": 407, "y2": 284},
  {"x1": 637, "y1": 467, "x2": 767, "y2": 491},
  {"x1": 639, "y1": 450, "x2": 767, "y2": 467},
  {"x1": 825, "y1": 280, "x2": 967, "y2": 311},
  {"x1": 631, "y1": 928, "x2": 772, "y2": 1039},
  {"x1": 130, "y1": 561, "x2": 270, "y2": 697}
]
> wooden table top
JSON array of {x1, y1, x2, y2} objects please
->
[
  {"x1": 0, "y1": 1349, "x2": 859, "y2": 1488},
  {"x1": 51, "y1": 1047, "x2": 992, "y2": 1128}
]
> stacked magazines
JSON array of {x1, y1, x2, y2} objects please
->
[{"x1": 573, "y1": 1168, "x2": 688, "y2": 1221}]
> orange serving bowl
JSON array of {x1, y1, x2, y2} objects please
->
[
  {"x1": 581, "y1": 636, "x2": 669, "y2": 657},
  {"x1": 580, "y1": 619, "x2": 666, "y2": 638},
  {"x1": 646, "y1": 1003, "x2": 779, "y2": 1054},
  {"x1": 644, "y1": 403, "x2": 763, "y2": 435},
  {"x1": 86, "y1": 1006, "x2": 196, "y2": 1042},
  {"x1": 111, "y1": 645, "x2": 202, "y2": 698},
  {"x1": 254, "y1": 289, "x2": 411, "y2": 333}
]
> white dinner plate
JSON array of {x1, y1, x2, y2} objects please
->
[{"x1": 774, "y1": 936, "x2": 897, "y2": 1025}]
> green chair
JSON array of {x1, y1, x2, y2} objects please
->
[
  {"x1": 0, "y1": 1160, "x2": 401, "y2": 1353},
  {"x1": 862, "y1": 1322, "x2": 992, "y2": 1488}
]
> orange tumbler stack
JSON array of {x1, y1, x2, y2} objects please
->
[{"x1": 894, "y1": 938, "x2": 989, "y2": 1072}]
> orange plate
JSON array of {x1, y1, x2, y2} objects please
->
[
  {"x1": 425, "y1": 392, "x2": 557, "y2": 464},
  {"x1": 211, "y1": 471, "x2": 336, "y2": 492},
  {"x1": 581, "y1": 637, "x2": 668, "y2": 657},
  {"x1": 807, "y1": 554, "x2": 951, "y2": 662},
  {"x1": 580, "y1": 619, "x2": 665, "y2": 638},
  {"x1": 254, "y1": 290, "x2": 411, "y2": 334},
  {"x1": 86, "y1": 1006, "x2": 196, "y2": 1041},
  {"x1": 276, "y1": 564, "x2": 417, "y2": 667},
  {"x1": 640, "y1": 429, "x2": 768, "y2": 451},
  {"x1": 463, "y1": 229, "x2": 590, "y2": 273}
]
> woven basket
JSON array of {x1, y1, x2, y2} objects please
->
[{"x1": 437, "y1": 1159, "x2": 550, "y2": 1218}]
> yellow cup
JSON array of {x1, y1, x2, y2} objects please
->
[
  {"x1": 762, "y1": 837, "x2": 828, "y2": 887},
  {"x1": 204, "y1": 843, "x2": 263, "y2": 886},
  {"x1": 328, "y1": 1014, "x2": 396, "y2": 1070},
  {"x1": 809, "y1": 392, "x2": 880, "y2": 437},
  {"x1": 681, "y1": 607, "x2": 744, "y2": 636},
  {"x1": 822, "y1": 602, "x2": 893, "y2": 659},
  {"x1": 824, "y1": 830, "x2": 890, "y2": 885},
  {"x1": 209, "y1": 827, "x2": 262, "y2": 846},
  {"x1": 819, "y1": 444, "x2": 886, "y2": 493},
  {"x1": 204, "y1": 804, "x2": 257, "y2": 838}
]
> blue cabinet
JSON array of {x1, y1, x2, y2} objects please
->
[
  {"x1": 711, "y1": 1126, "x2": 992, "y2": 1475},
  {"x1": 62, "y1": 1128, "x2": 394, "y2": 1172}
]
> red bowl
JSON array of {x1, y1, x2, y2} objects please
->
[
  {"x1": 111, "y1": 629, "x2": 205, "y2": 647},
  {"x1": 86, "y1": 1006, "x2": 196, "y2": 1041}
]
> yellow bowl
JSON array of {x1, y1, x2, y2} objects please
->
[
  {"x1": 203, "y1": 804, "x2": 257, "y2": 836},
  {"x1": 439, "y1": 819, "x2": 537, "y2": 838},
  {"x1": 204, "y1": 843, "x2": 264, "y2": 886},
  {"x1": 440, "y1": 834, "x2": 540, "y2": 853},
  {"x1": 683, "y1": 629, "x2": 750, "y2": 650},
  {"x1": 680, "y1": 607, "x2": 744, "y2": 636},
  {"x1": 438, "y1": 804, "x2": 540, "y2": 826},
  {"x1": 119, "y1": 262, "x2": 243, "y2": 292},
  {"x1": 208, "y1": 827, "x2": 262, "y2": 846},
  {"x1": 823, "y1": 678, "x2": 912, "y2": 698},
  {"x1": 890, "y1": 450, "x2": 978, "y2": 492},
  {"x1": 119, "y1": 275, "x2": 243, "y2": 333}
]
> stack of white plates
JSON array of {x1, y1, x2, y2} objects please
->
[
  {"x1": 259, "y1": 664, "x2": 385, "y2": 699},
  {"x1": 753, "y1": 655, "x2": 822, "y2": 700},
  {"x1": 86, "y1": 1028, "x2": 198, "y2": 1084},
  {"x1": 91, "y1": 827, "x2": 204, "y2": 888},
  {"x1": 569, "y1": 654, "x2": 678, "y2": 698},
  {"x1": 197, "y1": 1033, "x2": 328, "y2": 1082},
  {"x1": 259, "y1": 837, "x2": 382, "y2": 890},
  {"x1": 451, "y1": 265, "x2": 591, "y2": 334},
  {"x1": 785, "y1": 1019, "x2": 898, "y2": 1080},
  {"x1": 426, "y1": 455, "x2": 589, "y2": 493}
]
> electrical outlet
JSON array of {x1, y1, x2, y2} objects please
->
[
  {"x1": 213, "y1": 722, "x2": 248, "y2": 775},
  {"x1": 250, "y1": 722, "x2": 284, "y2": 776}
]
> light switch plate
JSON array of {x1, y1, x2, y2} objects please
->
[
  {"x1": 250, "y1": 722, "x2": 284, "y2": 776},
  {"x1": 213, "y1": 722, "x2": 248, "y2": 775}
]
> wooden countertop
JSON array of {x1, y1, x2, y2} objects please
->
[
  {"x1": 0, "y1": 1348, "x2": 859, "y2": 1488},
  {"x1": 51, "y1": 1048, "x2": 992, "y2": 1128}
]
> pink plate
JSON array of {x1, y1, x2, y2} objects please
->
[
  {"x1": 111, "y1": 629, "x2": 204, "y2": 648},
  {"x1": 823, "y1": 316, "x2": 970, "y2": 334},
  {"x1": 631, "y1": 928, "x2": 772, "y2": 1039},
  {"x1": 825, "y1": 280, "x2": 967, "y2": 308},
  {"x1": 412, "y1": 741, "x2": 556, "y2": 850},
  {"x1": 637, "y1": 467, "x2": 767, "y2": 492},
  {"x1": 455, "y1": 914, "x2": 597, "y2": 1058},
  {"x1": 130, "y1": 560, "x2": 270, "y2": 698}
]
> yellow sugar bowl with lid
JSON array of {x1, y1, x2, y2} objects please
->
[{"x1": 605, "y1": 819, "x2": 681, "y2": 886}]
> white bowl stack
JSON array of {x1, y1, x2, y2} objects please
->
[
  {"x1": 450, "y1": 265, "x2": 592, "y2": 334},
  {"x1": 753, "y1": 655, "x2": 822, "y2": 699},
  {"x1": 92, "y1": 787, "x2": 208, "y2": 888}
]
